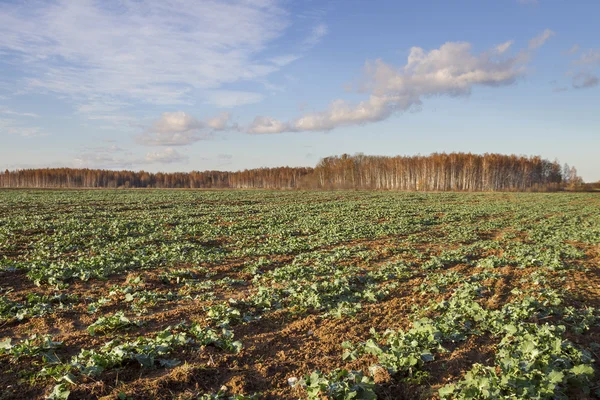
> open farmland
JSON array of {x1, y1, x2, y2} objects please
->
[{"x1": 1, "y1": 190, "x2": 600, "y2": 400}]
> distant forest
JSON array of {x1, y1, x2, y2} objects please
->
[{"x1": 0, "y1": 152, "x2": 592, "y2": 191}]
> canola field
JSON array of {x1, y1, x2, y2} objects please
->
[{"x1": 0, "y1": 190, "x2": 599, "y2": 399}]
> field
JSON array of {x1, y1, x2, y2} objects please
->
[{"x1": 1, "y1": 190, "x2": 599, "y2": 400}]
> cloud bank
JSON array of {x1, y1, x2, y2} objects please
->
[{"x1": 248, "y1": 33, "x2": 551, "y2": 134}]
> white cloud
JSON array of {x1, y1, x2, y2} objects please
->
[
  {"x1": 248, "y1": 116, "x2": 290, "y2": 134},
  {"x1": 203, "y1": 90, "x2": 264, "y2": 108},
  {"x1": 302, "y1": 23, "x2": 328, "y2": 49},
  {"x1": 206, "y1": 112, "x2": 236, "y2": 131},
  {"x1": 74, "y1": 146, "x2": 187, "y2": 168},
  {"x1": 73, "y1": 153, "x2": 133, "y2": 169},
  {"x1": 136, "y1": 111, "x2": 206, "y2": 146},
  {"x1": 0, "y1": 118, "x2": 46, "y2": 137},
  {"x1": 0, "y1": 108, "x2": 39, "y2": 118},
  {"x1": 264, "y1": 22, "x2": 327, "y2": 71},
  {"x1": 247, "y1": 33, "x2": 553, "y2": 134},
  {"x1": 291, "y1": 95, "x2": 398, "y2": 132},
  {"x1": 144, "y1": 148, "x2": 188, "y2": 164},
  {"x1": 152, "y1": 112, "x2": 203, "y2": 133},
  {"x1": 269, "y1": 54, "x2": 303, "y2": 67},
  {"x1": 528, "y1": 29, "x2": 555, "y2": 50},
  {"x1": 76, "y1": 99, "x2": 136, "y2": 124},
  {"x1": 495, "y1": 41, "x2": 514, "y2": 54},
  {"x1": 82, "y1": 144, "x2": 125, "y2": 153},
  {"x1": 136, "y1": 111, "x2": 239, "y2": 145},
  {"x1": 574, "y1": 49, "x2": 600, "y2": 66},
  {"x1": 0, "y1": 0, "x2": 290, "y2": 106},
  {"x1": 564, "y1": 44, "x2": 580, "y2": 55},
  {"x1": 568, "y1": 48, "x2": 599, "y2": 90}
]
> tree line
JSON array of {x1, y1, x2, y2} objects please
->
[{"x1": 0, "y1": 152, "x2": 590, "y2": 191}]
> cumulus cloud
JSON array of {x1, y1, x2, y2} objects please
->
[
  {"x1": 247, "y1": 32, "x2": 552, "y2": 134},
  {"x1": 528, "y1": 29, "x2": 555, "y2": 50},
  {"x1": 206, "y1": 112, "x2": 236, "y2": 131},
  {"x1": 135, "y1": 112, "x2": 205, "y2": 146},
  {"x1": 572, "y1": 72, "x2": 599, "y2": 89},
  {"x1": 144, "y1": 148, "x2": 188, "y2": 164},
  {"x1": 248, "y1": 116, "x2": 291, "y2": 134},
  {"x1": 136, "y1": 111, "x2": 238, "y2": 145},
  {"x1": 152, "y1": 112, "x2": 203, "y2": 133}
]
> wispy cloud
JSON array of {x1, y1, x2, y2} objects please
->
[
  {"x1": 82, "y1": 144, "x2": 125, "y2": 154},
  {"x1": 144, "y1": 148, "x2": 188, "y2": 164},
  {"x1": 76, "y1": 99, "x2": 137, "y2": 124},
  {"x1": 528, "y1": 29, "x2": 555, "y2": 50},
  {"x1": 0, "y1": 108, "x2": 39, "y2": 118},
  {"x1": 564, "y1": 44, "x2": 580, "y2": 55},
  {"x1": 73, "y1": 153, "x2": 133, "y2": 169},
  {"x1": 203, "y1": 90, "x2": 264, "y2": 108},
  {"x1": 567, "y1": 48, "x2": 599, "y2": 90},
  {"x1": 248, "y1": 31, "x2": 552, "y2": 134},
  {"x1": 0, "y1": 118, "x2": 46, "y2": 137},
  {"x1": 302, "y1": 23, "x2": 328, "y2": 49},
  {"x1": 572, "y1": 72, "x2": 599, "y2": 89},
  {"x1": 495, "y1": 41, "x2": 514, "y2": 54},
  {"x1": 0, "y1": 0, "x2": 291, "y2": 108},
  {"x1": 74, "y1": 146, "x2": 187, "y2": 168},
  {"x1": 265, "y1": 22, "x2": 328, "y2": 69},
  {"x1": 574, "y1": 49, "x2": 600, "y2": 66}
]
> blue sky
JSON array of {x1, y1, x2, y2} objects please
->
[{"x1": 0, "y1": 0, "x2": 599, "y2": 181}]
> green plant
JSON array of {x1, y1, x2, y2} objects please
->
[
  {"x1": 87, "y1": 311, "x2": 141, "y2": 336},
  {"x1": 302, "y1": 369, "x2": 377, "y2": 400}
]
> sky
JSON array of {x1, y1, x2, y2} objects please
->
[{"x1": 0, "y1": 0, "x2": 599, "y2": 181}]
